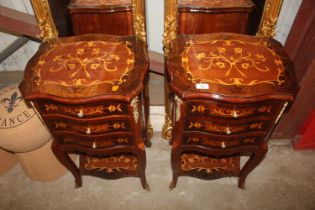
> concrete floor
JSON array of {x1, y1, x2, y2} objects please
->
[{"x1": 1, "y1": 134, "x2": 315, "y2": 210}]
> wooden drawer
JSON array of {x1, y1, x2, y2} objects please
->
[
  {"x1": 180, "y1": 152, "x2": 240, "y2": 179},
  {"x1": 185, "y1": 117, "x2": 272, "y2": 135},
  {"x1": 186, "y1": 100, "x2": 284, "y2": 119},
  {"x1": 183, "y1": 132, "x2": 264, "y2": 149},
  {"x1": 54, "y1": 131, "x2": 133, "y2": 149},
  {"x1": 45, "y1": 116, "x2": 131, "y2": 135},
  {"x1": 178, "y1": 0, "x2": 254, "y2": 34},
  {"x1": 80, "y1": 153, "x2": 139, "y2": 178},
  {"x1": 38, "y1": 101, "x2": 129, "y2": 119},
  {"x1": 68, "y1": 0, "x2": 134, "y2": 36}
]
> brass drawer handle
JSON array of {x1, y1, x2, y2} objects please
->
[
  {"x1": 232, "y1": 111, "x2": 238, "y2": 118},
  {"x1": 86, "y1": 126, "x2": 91, "y2": 135},
  {"x1": 77, "y1": 109, "x2": 84, "y2": 118},
  {"x1": 92, "y1": 141, "x2": 97, "y2": 149},
  {"x1": 221, "y1": 142, "x2": 226, "y2": 149},
  {"x1": 226, "y1": 127, "x2": 231, "y2": 135}
]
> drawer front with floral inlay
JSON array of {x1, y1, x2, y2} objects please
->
[
  {"x1": 185, "y1": 118, "x2": 272, "y2": 135},
  {"x1": 180, "y1": 153, "x2": 240, "y2": 179},
  {"x1": 183, "y1": 132, "x2": 264, "y2": 149},
  {"x1": 38, "y1": 101, "x2": 129, "y2": 118},
  {"x1": 80, "y1": 154, "x2": 139, "y2": 179},
  {"x1": 45, "y1": 117, "x2": 131, "y2": 135},
  {"x1": 54, "y1": 132, "x2": 133, "y2": 149},
  {"x1": 186, "y1": 101, "x2": 283, "y2": 119}
]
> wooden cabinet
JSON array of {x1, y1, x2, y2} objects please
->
[
  {"x1": 178, "y1": 0, "x2": 255, "y2": 34},
  {"x1": 19, "y1": 34, "x2": 150, "y2": 190},
  {"x1": 166, "y1": 33, "x2": 299, "y2": 189},
  {"x1": 68, "y1": 0, "x2": 134, "y2": 35}
]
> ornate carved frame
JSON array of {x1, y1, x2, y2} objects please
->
[
  {"x1": 162, "y1": 0, "x2": 284, "y2": 139},
  {"x1": 30, "y1": 0, "x2": 146, "y2": 42}
]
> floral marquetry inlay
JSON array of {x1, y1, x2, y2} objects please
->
[
  {"x1": 181, "y1": 154, "x2": 238, "y2": 174},
  {"x1": 186, "y1": 136, "x2": 256, "y2": 148},
  {"x1": 44, "y1": 103, "x2": 123, "y2": 115},
  {"x1": 34, "y1": 41, "x2": 135, "y2": 91},
  {"x1": 188, "y1": 121, "x2": 265, "y2": 134},
  {"x1": 191, "y1": 104, "x2": 273, "y2": 118},
  {"x1": 181, "y1": 39, "x2": 285, "y2": 86},
  {"x1": 84, "y1": 155, "x2": 138, "y2": 173}
]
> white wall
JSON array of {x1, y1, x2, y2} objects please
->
[
  {"x1": 275, "y1": 0, "x2": 303, "y2": 45},
  {"x1": 0, "y1": 0, "x2": 302, "y2": 71},
  {"x1": 146, "y1": 0, "x2": 164, "y2": 54}
]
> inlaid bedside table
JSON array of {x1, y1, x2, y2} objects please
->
[
  {"x1": 166, "y1": 33, "x2": 299, "y2": 189},
  {"x1": 19, "y1": 34, "x2": 150, "y2": 190}
]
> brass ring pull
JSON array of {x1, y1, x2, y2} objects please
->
[
  {"x1": 86, "y1": 126, "x2": 91, "y2": 135},
  {"x1": 226, "y1": 127, "x2": 231, "y2": 135},
  {"x1": 77, "y1": 109, "x2": 84, "y2": 118},
  {"x1": 232, "y1": 111, "x2": 238, "y2": 118}
]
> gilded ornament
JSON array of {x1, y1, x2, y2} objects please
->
[
  {"x1": 134, "y1": 15, "x2": 147, "y2": 42},
  {"x1": 131, "y1": 96, "x2": 140, "y2": 123},
  {"x1": 163, "y1": 16, "x2": 177, "y2": 57},
  {"x1": 257, "y1": 0, "x2": 284, "y2": 37},
  {"x1": 175, "y1": 95, "x2": 183, "y2": 122},
  {"x1": 31, "y1": 0, "x2": 58, "y2": 41},
  {"x1": 147, "y1": 122, "x2": 154, "y2": 139},
  {"x1": 162, "y1": 116, "x2": 173, "y2": 140}
]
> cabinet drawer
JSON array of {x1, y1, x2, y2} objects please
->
[
  {"x1": 185, "y1": 117, "x2": 272, "y2": 135},
  {"x1": 54, "y1": 132, "x2": 133, "y2": 149},
  {"x1": 45, "y1": 116, "x2": 131, "y2": 135},
  {"x1": 80, "y1": 153, "x2": 139, "y2": 178},
  {"x1": 38, "y1": 101, "x2": 129, "y2": 118},
  {"x1": 186, "y1": 100, "x2": 284, "y2": 119},
  {"x1": 68, "y1": 0, "x2": 134, "y2": 36},
  {"x1": 183, "y1": 132, "x2": 264, "y2": 149}
]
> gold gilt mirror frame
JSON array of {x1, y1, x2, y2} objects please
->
[{"x1": 30, "y1": 0, "x2": 146, "y2": 42}]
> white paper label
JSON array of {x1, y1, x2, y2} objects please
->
[{"x1": 196, "y1": 83, "x2": 209, "y2": 89}]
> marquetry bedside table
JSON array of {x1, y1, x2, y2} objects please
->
[
  {"x1": 166, "y1": 33, "x2": 299, "y2": 189},
  {"x1": 19, "y1": 34, "x2": 150, "y2": 190}
]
